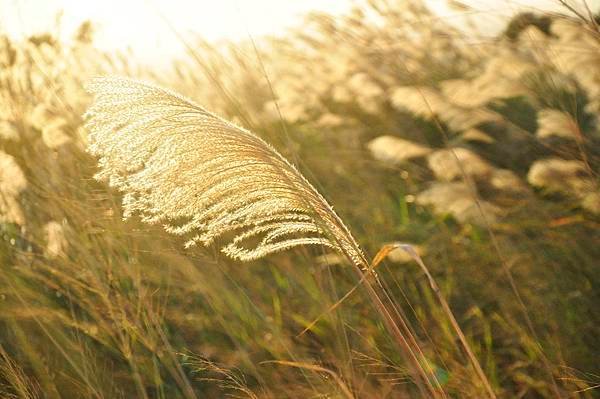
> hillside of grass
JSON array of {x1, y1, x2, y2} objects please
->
[{"x1": 0, "y1": 1, "x2": 599, "y2": 398}]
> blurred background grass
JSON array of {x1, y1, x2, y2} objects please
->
[{"x1": 0, "y1": 0, "x2": 599, "y2": 397}]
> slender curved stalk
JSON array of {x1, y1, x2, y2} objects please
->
[{"x1": 398, "y1": 244, "x2": 496, "y2": 399}]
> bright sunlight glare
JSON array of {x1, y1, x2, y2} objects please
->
[
  {"x1": 1, "y1": 0, "x2": 599, "y2": 65},
  {"x1": 1, "y1": 0, "x2": 354, "y2": 64}
]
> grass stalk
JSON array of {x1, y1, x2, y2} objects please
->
[{"x1": 398, "y1": 244, "x2": 496, "y2": 399}]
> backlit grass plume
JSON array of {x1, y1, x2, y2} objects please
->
[{"x1": 85, "y1": 77, "x2": 367, "y2": 266}]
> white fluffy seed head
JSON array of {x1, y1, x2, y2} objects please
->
[{"x1": 85, "y1": 77, "x2": 367, "y2": 267}]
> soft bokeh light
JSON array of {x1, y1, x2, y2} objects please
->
[
  {"x1": 1, "y1": 0, "x2": 354, "y2": 64},
  {"x1": 2, "y1": 0, "x2": 598, "y2": 66}
]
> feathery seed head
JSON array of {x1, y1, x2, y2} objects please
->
[
  {"x1": 85, "y1": 77, "x2": 367, "y2": 267},
  {"x1": 0, "y1": 150, "x2": 27, "y2": 225}
]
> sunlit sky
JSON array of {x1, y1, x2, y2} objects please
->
[{"x1": 1, "y1": 0, "x2": 598, "y2": 64}]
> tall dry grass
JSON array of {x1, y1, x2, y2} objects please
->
[{"x1": 0, "y1": 1, "x2": 599, "y2": 397}]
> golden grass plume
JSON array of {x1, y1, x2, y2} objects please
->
[{"x1": 85, "y1": 77, "x2": 367, "y2": 266}]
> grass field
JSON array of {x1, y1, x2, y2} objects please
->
[{"x1": 0, "y1": 1, "x2": 599, "y2": 397}]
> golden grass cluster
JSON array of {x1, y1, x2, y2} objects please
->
[
  {"x1": 0, "y1": 1, "x2": 599, "y2": 398},
  {"x1": 85, "y1": 77, "x2": 366, "y2": 266}
]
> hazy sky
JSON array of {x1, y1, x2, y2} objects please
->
[
  {"x1": 1, "y1": 0, "x2": 352, "y2": 62},
  {"x1": 1, "y1": 0, "x2": 598, "y2": 64}
]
